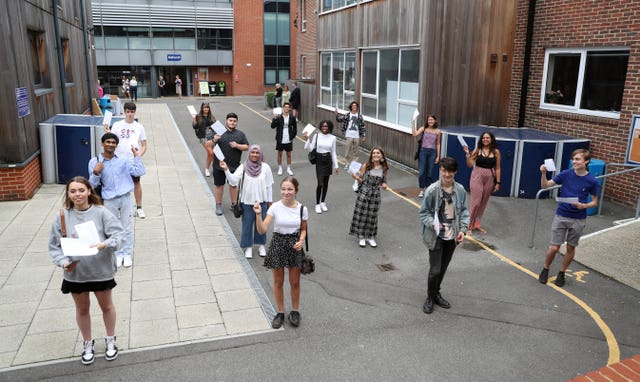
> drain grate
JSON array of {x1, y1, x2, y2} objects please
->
[{"x1": 376, "y1": 263, "x2": 397, "y2": 272}]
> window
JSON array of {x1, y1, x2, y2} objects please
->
[
  {"x1": 264, "y1": 1, "x2": 290, "y2": 85},
  {"x1": 361, "y1": 48, "x2": 419, "y2": 129},
  {"x1": 541, "y1": 48, "x2": 629, "y2": 119},
  {"x1": 28, "y1": 30, "x2": 48, "y2": 87},
  {"x1": 197, "y1": 29, "x2": 233, "y2": 50},
  {"x1": 301, "y1": 0, "x2": 307, "y2": 32},
  {"x1": 300, "y1": 55, "x2": 307, "y2": 79},
  {"x1": 61, "y1": 38, "x2": 73, "y2": 82},
  {"x1": 320, "y1": 51, "x2": 356, "y2": 109},
  {"x1": 321, "y1": 0, "x2": 359, "y2": 12}
]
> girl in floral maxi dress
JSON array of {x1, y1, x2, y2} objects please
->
[{"x1": 349, "y1": 147, "x2": 389, "y2": 248}]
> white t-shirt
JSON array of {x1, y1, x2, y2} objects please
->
[
  {"x1": 281, "y1": 115, "x2": 290, "y2": 144},
  {"x1": 110, "y1": 120, "x2": 147, "y2": 161},
  {"x1": 305, "y1": 133, "x2": 338, "y2": 169},
  {"x1": 267, "y1": 201, "x2": 309, "y2": 234},
  {"x1": 345, "y1": 113, "x2": 361, "y2": 139},
  {"x1": 226, "y1": 163, "x2": 274, "y2": 204}
]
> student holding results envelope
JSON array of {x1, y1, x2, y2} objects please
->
[
  {"x1": 48, "y1": 176, "x2": 125, "y2": 365},
  {"x1": 191, "y1": 102, "x2": 216, "y2": 177}
]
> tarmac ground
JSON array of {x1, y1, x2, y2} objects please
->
[{"x1": 0, "y1": 97, "x2": 638, "y2": 381}]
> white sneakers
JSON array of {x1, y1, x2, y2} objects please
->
[
  {"x1": 358, "y1": 238, "x2": 366, "y2": 247},
  {"x1": 352, "y1": 180, "x2": 359, "y2": 192},
  {"x1": 418, "y1": 190, "x2": 425, "y2": 198},
  {"x1": 123, "y1": 256, "x2": 132, "y2": 268},
  {"x1": 286, "y1": 167, "x2": 294, "y2": 175},
  {"x1": 105, "y1": 336, "x2": 118, "y2": 361},
  {"x1": 136, "y1": 208, "x2": 146, "y2": 219},
  {"x1": 258, "y1": 245, "x2": 267, "y2": 257},
  {"x1": 367, "y1": 238, "x2": 377, "y2": 248},
  {"x1": 358, "y1": 238, "x2": 377, "y2": 248},
  {"x1": 81, "y1": 339, "x2": 95, "y2": 365},
  {"x1": 315, "y1": 204, "x2": 322, "y2": 214},
  {"x1": 244, "y1": 247, "x2": 253, "y2": 259},
  {"x1": 205, "y1": 168, "x2": 211, "y2": 177},
  {"x1": 277, "y1": 167, "x2": 283, "y2": 176},
  {"x1": 320, "y1": 202, "x2": 328, "y2": 212},
  {"x1": 116, "y1": 256, "x2": 124, "y2": 267}
]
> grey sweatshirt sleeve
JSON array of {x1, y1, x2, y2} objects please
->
[{"x1": 48, "y1": 212, "x2": 70, "y2": 267}]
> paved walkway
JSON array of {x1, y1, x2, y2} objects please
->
[{"x1": 0, "y1": 104, "x2": 274, "y2": 369}]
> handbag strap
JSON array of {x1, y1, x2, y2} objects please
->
[
  {"x1": 299, "y1": 204, "x2": 309, "y2": 252},
  {"x1": 59, "y1": 209, "x2": 67, "y2": 238},
  {"x1": 238, "y1": 170, "x2": 245, "y2": 197}
]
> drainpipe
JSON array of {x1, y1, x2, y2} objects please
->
[
  {"x1": 52, "y1": 0, "x2": 69, "y2": 113},
  {"x1": 517, "y1": 0, "x2": 536, "y2": 127},
  {"x1": 80, "y1": 0, "x2": 95, "y2": 114}
]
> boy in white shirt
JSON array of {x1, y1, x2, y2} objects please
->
[{"x1": 107, "y1": 102, "x2": 148, "y2": 218}]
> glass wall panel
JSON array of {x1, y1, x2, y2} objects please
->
[{"x1": 362, "y1": 51, "x2": 377, "y2": 95}]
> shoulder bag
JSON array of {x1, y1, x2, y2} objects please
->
[
  {"x1": 298, "y1": 205, "x2": 315, "y2": 275},
  {"x1": 308, "y1": 134, "x2": 318, "y2": 165},
  {"x1": 232, "y1": 171, "x2": 245, "y2": 218}
]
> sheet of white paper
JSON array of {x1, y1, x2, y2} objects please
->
[
  {"x1": 302, "y1": 123, "x2": 316, "y2": 136},
  {"x1": 74, "y1": 221, "x2": 100, "y2": 245},
  {"x1": 412, "y1": 108, "x2": 420, "y2": 121},
  {"x1": 272, "y1": 107, "x2": 282, "y2": 116},
  {"x1": 348, "y1": 161, "x2": 362, "y2": 175},
  {"x1": 556, "y1": 196, "x2": 579, "y2": 204},
  {"x1": 544, "y1": 158, "x2": 556, "y2": 172},
  {"x1": 60, "y1": 238, "x2": 98, "y2": 257},
  {"x1": 213, "y1": 144, "x2": 225, "y2": 161},
  {"x1": 212, "y1": 120, "x2": 227, "y2": 136},
  {"x1": 102, "y1": 110, "x2": 113, "y2": 127},
  {"x1": 457, "y1": 135, "x2": 468, "y2": 148},
  {"x1": 433, "y1": 213, "x2": 440, "y2": 233},
  {"x1": 187, "y1": 105, "x2": 197, "y2": 116}
]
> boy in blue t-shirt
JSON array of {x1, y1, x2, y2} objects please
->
[{"x1": 538, "y1": 149, "x2": 599, "y2": 287}]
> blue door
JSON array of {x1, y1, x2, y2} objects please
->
[
  {"x1": 56, "y1": 125, "x2": 92, "y2": 184},
  {"x1": 494, "y1": 140, "x2": 516, "y2": 197},
  {"x1": 446, "y1": 134, "x2": 476, "y2": 190},
  {"x1": 518, "y1": 141, "x2": 556, "y2": 198}
]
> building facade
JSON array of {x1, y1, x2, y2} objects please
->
[{"x1": 0, "y1": 0, "x2": 98, "y2": 201}]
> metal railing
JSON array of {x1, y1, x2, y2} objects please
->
[{"x1": 529, "y1": 163, "x2": 640, "y2": 248}]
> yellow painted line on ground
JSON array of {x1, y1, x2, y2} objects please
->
[
  {"x1": 465, "y1": 230, "x2": 620, "y2": 365},
  {"x1": 241, "y1": 101, "x2": 620, "y2": 364}
]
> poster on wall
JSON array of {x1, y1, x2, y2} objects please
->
[
  {"x1": 627, "y1": 115, "x2": 640, "y2": 164},
  {"x1": 199, "y1": 81, "x2": 209, "y2": 96}
]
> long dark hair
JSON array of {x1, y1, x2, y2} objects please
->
[
  {"x1": 197, "y1": 102, "x2": 213, "y2": 125},
  {"x1": 364, "y1": 147, "x2": 389, "y2": 174},
  {"x1": 477, "y1": 131, "x2": 497, "y2": 152},
  {"x1": 64, "y1": 176, "x2": 103, "y2": 210},
  {"x1": 423, "y1": 114, "x2": 438, "y2": 129}
]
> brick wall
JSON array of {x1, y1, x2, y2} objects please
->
[
  {"x1": 296, "y1": 0, "x2": 317, "y2": 81},
  {"x1": 0, "y1": 155, "x2": 42, "y2": 201},
  {"x1": 232, "y1": 2, "x2": 265, "y2": 95},
  {"x1": 508, "y1": 0, "x2": 640, "y2": 206}
]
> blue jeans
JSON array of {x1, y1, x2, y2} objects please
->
[
  {"x1": 418, "y1": 147, "x2": 437, "y2": 189},
  {"x1": 240, "y1": 202, "x2": 267, "y2": 248}
]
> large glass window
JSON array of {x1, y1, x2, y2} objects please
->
[
  {"x1": 264, "y1": 1, "x2": 290, "y2": 85},
  {"x1": 197, "y1": 28, "x2": 233, "y2": 50},
  {"x1": 541, "y1": 48, "x2": 629, "y2": 119},
  {"x1": 321, "y1": 0, "x2": 360, "y2": 12},
  {"x1": 360, "y1": 48, "x2": 419, "y2": 128},
  {"x1": 320, "y1": 51, "x2": 357, "y2": 109},
  {"x1": 28, "y1": 30, "x2": 46, "y2": 87}
]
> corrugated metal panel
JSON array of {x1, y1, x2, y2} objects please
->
[{"x1": 92, "y1": 3, "x2": 234, "y2": 29}]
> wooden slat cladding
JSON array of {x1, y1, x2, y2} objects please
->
[{"x1": 312, "y1": 0, "x2": 516, "y2": 166}]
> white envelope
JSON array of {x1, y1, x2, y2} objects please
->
[
  {"x1": 102, "y1": 110, "x2": 113, "y2": 127},
  {"x1": 412, "y1": 109, "x2": 420, "y2": 122},
  {"x1": 556, "y1": 196, "x2": 579, "y2": 204},
  {"x1": 60, "y1": 238, "x2": 98, "y2": 257},
  {"x1": 212, "y1": 120, "x2": 227, "y2": 136},
  {"x1": 433, "y1": 213, "x2": 440, "y2": 233},
  {"x1": 74, "y1": 221, "x2": 100, "y2": 245},
  {"x1": 187, "y1": 105, "x2": 197, "y2": 116},
  {"x1": 544, "y1": 159, "x2": 556, "y2": 172},
  {"x1": 302, "y1": 124, "x2": 316, "y2": 136},
  {"x1": 213, "y1": 144, "x2": 225, "y2": 161},
  {"x1": 273, "y1": 107, "x2": 282, "y2": 116},
  {"x1": 457, "y1": 135, "x2": 468, "y2": 148},
  {"x1": 348, "y1": 161, "x2": 362, "y2": 175}
]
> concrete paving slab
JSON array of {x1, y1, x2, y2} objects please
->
[
  {"x1": 129, "y1": 318, "x2": 179, "y2": 348},
  {"x1": 216, "y1": 289, "x2": 261, "y2": 312},
  {"x1": 0, "y1": 302, "x2": 38, "y2": 326},
  {"x1": 0, "y1": 324, "x2": 28, "y2": 353},
  {"x1": 210, "y1": 273, "x2": 252, "y2": 292},
  {"x1": 171, "y1": 269, "x2": 211, "y2": 287},
  {"x1": 12, "y1": 330, "x2": 77, "y2": 365},
  {"x1": 131, "y1": 298, "x2": 176, "y2": 321},
  {"x1": 222, "y1": 308, "x2": 272, "y2": 335},
  {"x1": 0, "y1": 282, "x2": 46, "y2": 304},
  {"x1": 205, "y1": 259, "x2": 244, "y2": 275},
  {"x1": 131, "y1": 279, "x2": 173, "y2": 300},
  {"x1": 173, "y1": 285, "x2": 216, "y2": 306},
  {"x1": 132, "y1": 263, "x2": 172, "y2": 282},
  {"x1": 27, "y1": 307, "x2": 77, "y2": 334},
  {"x1": 178, "y1": 324, "x2": 227, "y2": 341},
  {"x1": 176, "y1": 303, "x2": 223, "y2": 328}
]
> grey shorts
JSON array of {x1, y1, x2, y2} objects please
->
[{"x1": 550, "y1": 214, "x2": 586, "y2": 247}]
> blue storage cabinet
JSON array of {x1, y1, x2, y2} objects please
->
[
  {"x1": 516, "y1": 140, "x2": 556, "y2": 198},
  {"x1": 56, "y1": 125, "x2": 92, "y2": 184}
]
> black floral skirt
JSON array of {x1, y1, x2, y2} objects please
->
[{"x1": 263, "y1": 232, "x2": 304, "y2": 270}]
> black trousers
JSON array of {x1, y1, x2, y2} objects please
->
[{"x1": 427, "y1": 237, "x2": 457, "y2": 297}]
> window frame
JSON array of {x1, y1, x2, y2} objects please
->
[
  {"x1": 540, "y1": 47, "x2": 629, "y2": 120},
  {"x1": 319, "y1": 50, "x2": 357, "y2": 110}
]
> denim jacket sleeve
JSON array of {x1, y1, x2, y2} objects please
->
[{"x1": 419, "y1": 185, "x2": 439, "y2": 250}]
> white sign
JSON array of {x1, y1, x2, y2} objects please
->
[
  {"x1": 457, "y1": 135, "x2": 468, "y2": 148},
  {"x1": 187, "y1": 105, "x2": 197, "y2": 116},
  {"x1": 348, "y1": 161, "x2": 362, "y2": 175},
  {"x1": 544, "y1": 159, "x2": 556, "y2": 172},
  {"x1": 213, "y1": 144, "x2": 225, "y2": 161},
  {"x1": 412, "y1": 109, "x2": 420, "y2": 122},
  {"x1": 212, "y1": 120, "x2": 227, "y2": 136},
  {"x1": 272, "y1": 107, "x2": 282, "y2": 116},
  {"x1": 302, "y1": 123, "x2": 316, "y2": 136},
  {"x1": 102, "y1": 110, "x2": 113, "y2": 127},
  {"x1": 556, "y1": 196, "x2": 579, "y2": 204}
]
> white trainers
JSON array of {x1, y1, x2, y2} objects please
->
[
  {"x1": 244, "y1": 247, "x2": 253, "y2": 259},
  {"x1": 352, "y1": 180, "x2": 359, "y2": 192},
  {"x1": 123, "y1": 256, "x2": 132, "y2": 268},
  {"x1": 258, "y1": 245, "x2": 267, "y2": 257},
  {"x1": 136, "y1": 208, "x2": 146, "y2": 219},
  {"x1": 358, "y1": 238, "x2": 366, "y2": 248},
  {"x1": 116, "y1": 256, "x2": 124, "y2": 268},
  {"x1": 315, "y1": 204, "x2": 322, "y2": 214},
  {"x1": 105, "y1": 336, "x2": 118, "y2": 361},
  {"x1": 205, "y1": 168, "x2": 211, "y2": 177},
  {"x1": 287, "y1": 167, "x2": 294, "y2": 176},
  {"x1": 277, "y1": 167, "x2": 283, "y2": 176},
  {"x1": 320, "y1": 202, "x2": 328, "y2": 212},
  {"x1": 368, "y1": 238, "x2": 378, "y2": 248},
  {"x1": 81, "y1": 339, "x2": 95, "y2": 365},
  {"x1": 418, "y1": 190, "x2": 425, "y2": 198}
]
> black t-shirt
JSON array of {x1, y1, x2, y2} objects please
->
[
  {"x1": 275, "y1": 88, "x2": 283, "y2": 97},
  {"x1": 213, "y1": 128, "x2": 249, "y2": 171}
]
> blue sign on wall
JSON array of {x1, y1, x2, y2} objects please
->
[
  {"x1": 167, "y1": 54, "x2": 182, "y2": 61},
  {"x1": 15, "y1": 87, "x2": 30, "y2": 118}
]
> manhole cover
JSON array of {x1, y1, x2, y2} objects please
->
[{"x1": 376, "y1": 263, "x2": 397, "y2": 271}]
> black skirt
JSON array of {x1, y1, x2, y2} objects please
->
[
  {"x1": 315, "y1": 152, "x2": 333, "y2": 177},
  {"x1": 264, "y1": 232, "x2": 304, "y2": 270},
  {"x1": 61, "y1": 279, "x2": 117, "y2": 294}
]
